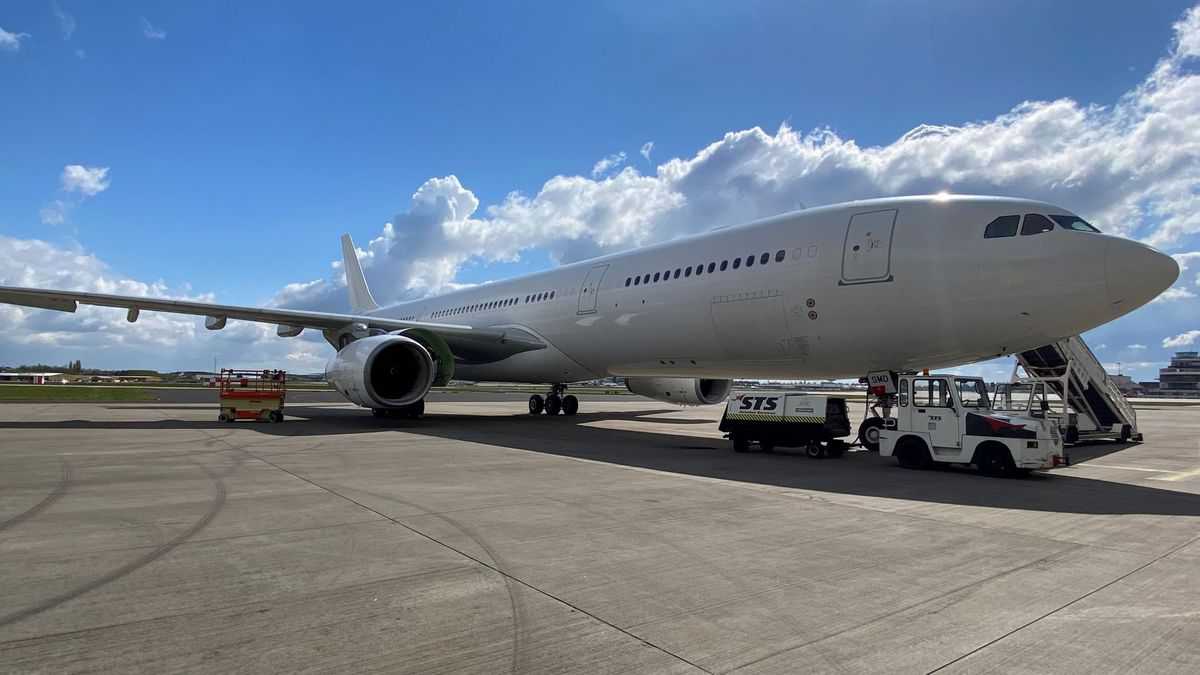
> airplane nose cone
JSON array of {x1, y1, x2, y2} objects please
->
[{"x1": 1105, "y1": 238, "x2": 1180, "y2": 311}]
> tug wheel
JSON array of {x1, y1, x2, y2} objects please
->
[{"x1": 858, "y1": 417, "x2": 885, "y2": 452}]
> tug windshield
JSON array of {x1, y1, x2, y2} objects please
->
[{"x1": 956, "y1": 378, "x2": 991, "y2": 409}]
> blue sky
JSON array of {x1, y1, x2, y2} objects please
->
[{"x1": 2, "y1": 1, "x2": 1199, "y2": 376}]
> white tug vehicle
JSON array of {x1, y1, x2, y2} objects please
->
[{"x1": 877, "y1": 372, "x2": 1065, "y2": 476}]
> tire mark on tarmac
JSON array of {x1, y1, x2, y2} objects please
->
[
  {"x1": 0, "y1": 459, "x2": 71, "y2": 534},
  {"x1": 330, "y1": 484, "x2": 530, "y2": 675},
  {"x1": 0, "y1": 458, "x2": 228, "y2": 630}
]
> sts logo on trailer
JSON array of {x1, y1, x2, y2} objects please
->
[{"x1": 735, "y1": 394, "x2": 779, "y2": 412}]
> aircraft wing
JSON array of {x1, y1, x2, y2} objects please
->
[{"x1": 0, "y1": 285, "x2": 546, "y2": 361}]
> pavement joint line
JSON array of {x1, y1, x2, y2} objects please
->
[
  {"x1": 239, "y1": 450, "x2": 715, "y2": 675},
  {"x1": 725, "y1": 543, "x2": 1087, "y2": 673},
  {"x1": 925, "y1": 529, "x2": 1200, "y2": 674}
]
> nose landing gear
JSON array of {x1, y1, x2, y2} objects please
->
[{"x1": 529, "y1": 384, "x2": 579, "y2": 416}]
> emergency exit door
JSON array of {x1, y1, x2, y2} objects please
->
[
  {"x1": 841, "y1": 209, "x2": 896, "y2": 284},
  {"x1": 577, "y1": 264, "x2": 608, "y2": 314}
]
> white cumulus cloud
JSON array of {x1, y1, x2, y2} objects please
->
[
  {"x1": 61, "y1": 165, "x2": 110, "y2": 197},
  {"x1": 640, "y1": 141, "x2": 654, "y2": 163},
  {"x1": 1163, "y1": 330, "x2": 1200, "y2": 349},
  {"x1": 0, "y1": 26, "x2": 30, "y2": 51}
]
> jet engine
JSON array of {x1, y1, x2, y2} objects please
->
[
  {"x1": 325, "y1": 334, "x2": 439, "y2": 409},
  {"x1": 625, "y1": 377, "x2": 732, "y2": 406}
]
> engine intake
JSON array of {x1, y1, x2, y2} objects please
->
[
  {"x1": 326, "y1": 334, "x2": 436, "y2": 408},
  {"x1": 625, "y1": 377, "x2": 732, "y2": 406}
]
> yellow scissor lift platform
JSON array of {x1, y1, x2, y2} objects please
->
[{"x1": 217, "y1": 369, "x2": 286, "y2": 423}]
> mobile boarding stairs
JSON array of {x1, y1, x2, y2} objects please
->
[{"x1": 1006, "y1": 336, "x2": 1140, "y2": 444}]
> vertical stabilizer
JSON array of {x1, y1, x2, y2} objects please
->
[{"x1": 340, "y1": 234, "x2": 379, "y2": 313}]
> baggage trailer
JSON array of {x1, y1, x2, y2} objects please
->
[
  {"x1": 719, "y1": 390, "x2": 852, "y2": 457},
  {"x1": 217, "y1": 369, "x2": 286, "y2": 423}
]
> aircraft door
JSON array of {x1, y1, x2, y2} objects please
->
[
  {"x1": 577, "y1": 264, "x2": 609, "y2": 314},
  {"x1": 841, "y1": 209, "x2": 896, "y2": 284}
]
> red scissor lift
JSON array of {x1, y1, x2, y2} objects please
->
[{"x1": 217, "y1": 369, "x2": 286, "y2": 423}]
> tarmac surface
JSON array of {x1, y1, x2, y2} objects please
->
[{"x1": 0, "y1": 399, "x2": 1197, "y2": 674}]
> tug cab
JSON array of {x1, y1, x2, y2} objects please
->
[{"x1": 877, "y1": 373, "x2": 1063, "y2": 476}]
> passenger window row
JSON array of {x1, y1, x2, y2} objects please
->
[
  {"x1": 430, "y1": 292, "x2": 554, "y2": 319},
  {"x1": 624, "y1": 249, "x2": 787, "y2": 288},
  {"x1": 984, "y1": 213, "x2": 1100, "y2": 238}
]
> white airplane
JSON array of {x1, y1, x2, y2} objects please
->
[{"x1": 0, "y1": 195, "x2": 1178, "y2": 420}]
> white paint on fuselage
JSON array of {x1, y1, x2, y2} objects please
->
[{"x1": 365, "y1": 195, "x2": 1176, "y2": 383}]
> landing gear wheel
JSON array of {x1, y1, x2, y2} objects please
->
[
  {"x1": 805, "y1": 443, "x2": 825, "y2": 459},
  {"x1": 731, "y1": 432, "x2": 750, "y2": 453},
  {"x1": 545, "y1": 394, "x2": 562, "y2": 415},
  {"x1": 562, "y1": 394, "x2": 579, "y2": 416},
  {"x1": 858, "y1": 417, "x2": 884, "y2": 452},
  {"x1": 759, "y1": 440, "x2": 776, "y2": 453},
  {"x1": 1119, "y1": 425, "x2": 1131, "y2": 443},
  {"x1": 528, "y1": 395, "x2": 544, "y2": 415}
]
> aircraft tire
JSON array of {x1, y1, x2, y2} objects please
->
[
  {"x1": 562, "y1": 394, "x2": 579, "y2": 416},
  {"x1": 545, "y1": 394, "x2": 562, "y2": 415},
  {"x1": 528, "y1": 395, "x2": 544, "y2": 415}
]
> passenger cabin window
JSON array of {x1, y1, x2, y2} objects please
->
[
  {"x1": 775, "y1": 249, "x2": 786, "y2": 262},
  {"x1": 760, "y1": 252, "x2": 769, "y2": 265},
  {"x1": 912, "y1": 378, "x2": 952, "y2": 408},
  {"x1": 1021, "y1": 214, "x2": 1055, "y2": 236},
  {"x1": 984, "y1": 215, "x2": 1020, "y2": 238},
  {"x1": 674, "y1": 268, "x2": 681, "y2": 279},
  {"x1": 720, "y1": 260, "x2": 728, "y2": 271},
  {"x1": 1050, "y1": 215, "x2": 1101, "y2": 233},
  {"x1": 745, "y1": 255, "x2": 754, "y2": 267},
  {"x1": 733, "y1": 258, "x2": 741, "y2": 269},
  {"x1": 708, "y1": 262, "x2": 716, "y2": 273},
  {"x1": 653, "y1": 272, "x2": 661, "y2": 282}
]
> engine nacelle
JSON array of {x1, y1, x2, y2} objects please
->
[
  {"x1": 625, "y1": 377, "x2": 732, "y2": 406},
  {"x1": 326, "y1": 334, "x2": 437, "y2": 409}
]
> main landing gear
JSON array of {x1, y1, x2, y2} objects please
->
[{"x1": 529, "y1": 384, "x2": 579, "y2": 416}]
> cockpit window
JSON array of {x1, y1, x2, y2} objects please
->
[
  {"x1": 1050, "y1": 215, "x2": 1101, "y2": 233},
  {"x1": 1020, "y1": 214, "x2": 1055, "y2": 236},
  {"x1": 984, "y1": 215, "x2": 1020, "y2": 238}
]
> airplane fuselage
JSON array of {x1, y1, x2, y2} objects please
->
[{"x1": 366, "y1": 195, "x2": 1176, "y2": 384}]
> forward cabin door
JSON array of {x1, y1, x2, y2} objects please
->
[
  {"x1": 577, "y1": 264, "x2": 609, "y2": 314},
  {"x1": 840, "y1": 209, "x2": 896, "y2": 284}
]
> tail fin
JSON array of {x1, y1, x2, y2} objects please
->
[{"x1": 340, "y1": 234, "x2": 379, "y2": 313}]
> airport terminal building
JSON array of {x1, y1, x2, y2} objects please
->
[{"x1": 1159, "y1": 351, "x2": 1200, "y2": 397}]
